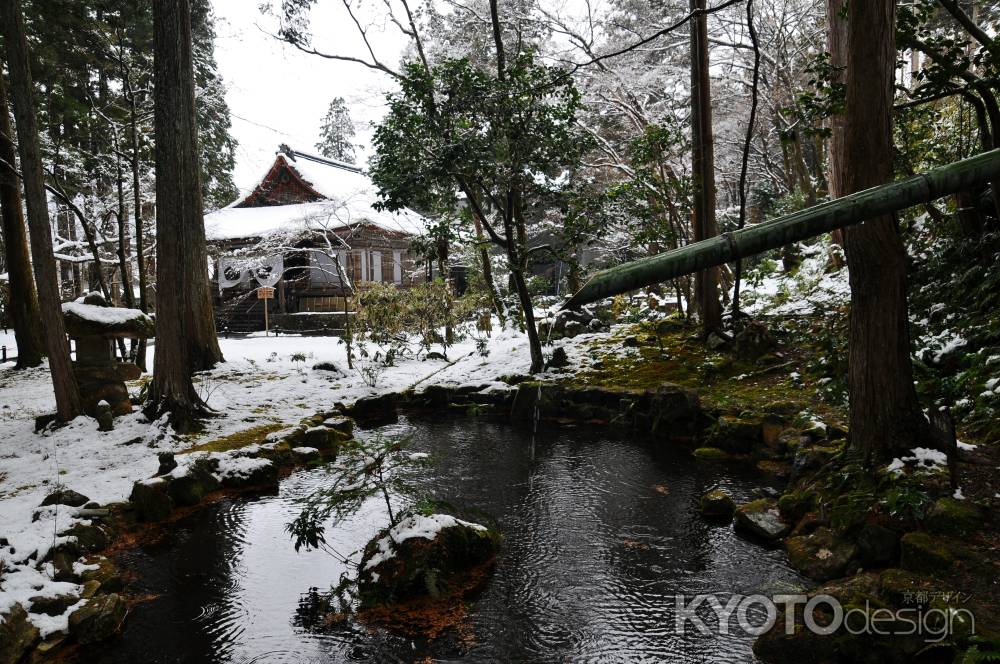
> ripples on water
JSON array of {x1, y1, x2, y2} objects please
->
[{"x1": 77, "y1": 415, "x2": 802, "y2": 663}]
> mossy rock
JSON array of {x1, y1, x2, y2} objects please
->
[
  {"x1": 0, "y1": 604, "x2": 39, "y2": 664},
  {"x1": 302, "y1": 426, "x2": 341, "y2": 452},
  {"x1": 899, "y1": 531, "x2": 953, "y2": 573},
  {"x1": 80, "y1": 556, "x2": 124, "y2": 593},
  {"x1": 357, "y1": 514, "x2": 501, "y2": 609},
  {"x1": 693, "y1": 447, "x2": 731, "y2": 460},
  {"x1": 128, "y1": 478, "x2": 173, "y2": 522},
  {"x1": 777, "y1": 491, "x2": 815, "y2": 523},
  {"x1": 735, "y1": 498, "x2": 790, "y2": 541},
  {"x1": 877, "y1": 568, "x2": 932, "y2": 606},
  {"x1": 165, "y1": 458, "x2": 221, "y2": 507},
  {"x1": 322, "y1": 415, "x2": 354, "y2": 437},
  {"x1": 59, "y1": 523, "x2": 109, "y2": 555},
  {"x1": 346, "y1": 393, "x2": 399, "y2": 424},
  {"x1": 785, "y1": 526, "x2": 857, "y2": 581},
  {"x1": 706, "y1": 415, "x2": 762, "y2": 455},
  {"x1": 924, "y1": 497, "x2": 985, "y2": 538},
  {"x1": 510, "y1": 382, "x2": 564, "y2": 422},
  {"x1": 68, "y1": 593, "x2": 127, "y2": 645},
  {"x1": 699, "y1": 488, "x2": 736, "y2": 519}
]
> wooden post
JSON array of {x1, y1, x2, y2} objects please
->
[{"x1": 257, "y1": 286, "x2": 275, "y2": 336}]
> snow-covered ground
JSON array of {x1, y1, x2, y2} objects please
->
[{"x1": 0, "y1": 325, "x2": 548, "y2": 633}]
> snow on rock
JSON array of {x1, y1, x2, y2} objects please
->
[
  {"x1": 364, "y1": 514, "x2": 488, "y2": 571},
  {"x1": 887, "y1": 447, "x2": 949, "y2": 475},
  {"x1": 61, "y1": 301, "x2": 154, "y2": 337},
  {"x1": 213, "y1": 455, "x2": 273, "y2": 481}
]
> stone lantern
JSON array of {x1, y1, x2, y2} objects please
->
[{"x1": 62, "y1": 293, "x2": 155, "y2": 422}]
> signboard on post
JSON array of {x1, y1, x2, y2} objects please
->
[{"x1": 257, "y1": 287, "x2": 275, "y2": 335}]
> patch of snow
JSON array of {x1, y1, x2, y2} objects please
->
[
  {"x1": 364, "y1": 513, "x2": 487, "y2": 571},
  {"x1": 953, "y1": 488, "x2": 965, "y2": 500},
  {"x1": 61, "y1": 301, "x2": 152, "y2": 327}
]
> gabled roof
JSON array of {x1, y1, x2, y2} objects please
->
[{"x1": 205, "y1": 145, "x2": 429, "y2": 241}]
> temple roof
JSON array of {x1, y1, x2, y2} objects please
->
[{"x1": 205, "y1": 146, "x2": 428, "y2": 241}]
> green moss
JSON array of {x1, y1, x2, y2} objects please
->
[
  {"x1": 899, "y1": 531, "x2": 954, "y2": 573},
  {"x1": 565, "y1": 323, "x2": 844, "y2": 422},
  {"x1": 180, "y1": 423, "x2": 285, "y2": 455},
  {"x1": 924, "y1": 497, "x2": 985, "y2": 538},
  {"x1": 693, "y1": 447, "x2": 731, "y2": 460},
  {"x1": 778, "y1": 491, "x2": 815, "y2": 523},
  {"x1": 699, "y1": 488, "x2": 736, "y2": 518}
]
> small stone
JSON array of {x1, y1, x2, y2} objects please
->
[
  {"x1": 156, "y1": 452, "x2": 178, "y2": 476},
  {"x1": 622, "y1": 335, "x2": 640, "y2": 348},
  {"x1": 303, "y1": 426, "x2": 338, "y2": 451},
  {"x1": 734, "y1": 498, "x2": 790, "y2": 541},
  {"x1": 80, "y1": 557, "x2": 124, "y2": 593},
  {"x1": 692, "y1": 447, "x2": 730, "y2": 460},
  {"x1": 699, "y1": 488, "x2": 736, "y2": 518},
  {"x1": 40, "y1": 489, "x2": 90, "y2": 508},
  {"x1": 50, "y1": 551, "x2": 79, "y2": 583},
  {"x1": 68, "y1": 593, "x2": 127, "y2": 645},
  {"x1": 95, "y1": 401, "x2": 114, "y2": 432},
  {"x1": 546, "y1": 347, "x2": 569, "y2": 369},
  {"x1": 81, "y1": 580, "x2": 102, "y2": 599}
]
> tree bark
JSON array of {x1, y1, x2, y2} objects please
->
[
  {"x1": 127, "y1": 78, "x2": 149, "y2": 370},
  {"x1": 471, "y1": 213, "x2": 506, "y2": 326},
  {"x1": 841, "y1": 0, "x2": 928, "y2": 462},
  {"x1": 147, "y1": 0, "x2": 217, "y2": 430},
  {"x1": 826, "y1": 0, "x2": 847, "y2": 256},
  {"x1": 0, "y1": 0, "x2": 82, "y2": 419},
  {"x1": 689, "y1": 0, "x2": 721, "y2": 335},
  {"x1": 0, "y1": 68, "x2": 45, "y2": 367}
]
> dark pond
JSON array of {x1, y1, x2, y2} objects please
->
[{"x1": 76, "y1": 414, "x2": 803, "y2": 663}]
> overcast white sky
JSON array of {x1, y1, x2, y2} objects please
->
[{"x1": 211, "y1": 0, "x2": 407, "y2": 197}]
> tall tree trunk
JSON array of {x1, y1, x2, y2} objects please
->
[
  {"x1": 0, "y1": 0, "x2": 82, "y2": 419},
  {"x1": 841, "y1": 0, "x2": 927, "y2": 463},
  {"x1": 147, "y1": 0, "x2": 217, "y2": 430},
  {"x1": 689, "y1": 0, "x2": 721, "y2": 335},
  {"x1": 471, "y1": 213, "x2": 506, "y2": 326},
  {"x1": 0, "y1": 69, "x2": 44, "y2": 367},
  {"x1": 128, "y1": 83, "x2": 149, "y2": 370},
  {"x1": 826, "y1": 0, "x2": 848, "y2": 256}
]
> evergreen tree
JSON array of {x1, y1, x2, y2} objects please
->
[
  {"x1": 316, "y1": 96, "x2": 356, "y2": 163},
  {"x1": 191, "y1": 0, "x2": 239, "y2": 209}
]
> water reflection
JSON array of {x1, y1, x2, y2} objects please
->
[{"x1": 77, "y1": 414, "x2": 800, "y2": 663}]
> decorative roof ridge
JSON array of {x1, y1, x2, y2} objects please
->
[{"x1": 277, "y1": 143, "x2": 362, "y2": 174}]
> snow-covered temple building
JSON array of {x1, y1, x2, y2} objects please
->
[{"x1": 205, "y1": 145, "x2": 430, "y2": 332}]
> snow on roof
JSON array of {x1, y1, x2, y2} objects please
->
[{"x1": 208, "y1": 148, "x2": 430, "y2": 241}]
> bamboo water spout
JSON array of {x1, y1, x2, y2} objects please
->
[{"x1": 563, "y1": 149, "x2": 1000, "y2": 310}]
